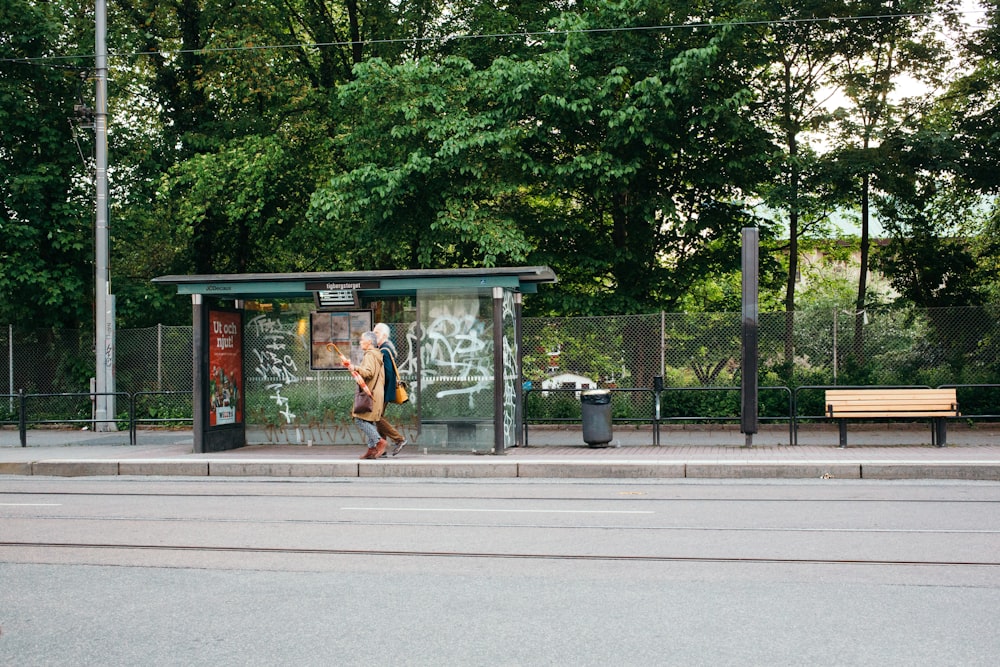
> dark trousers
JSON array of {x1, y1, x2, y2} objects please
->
[{"x1": 376, "y1": 416, "x2": 403, "y2": 443}]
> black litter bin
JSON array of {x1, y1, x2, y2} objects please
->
[{"x1": 580, "y1": 389, "x2": 612, "y2": 447}]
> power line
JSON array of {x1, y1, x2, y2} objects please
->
[{"x1": 0, "y1": 10, "x2": 985, "y2": 66}]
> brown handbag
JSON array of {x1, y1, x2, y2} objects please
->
[{"x1": 353, "y1": 384, "x2": 373, "y2": 413}]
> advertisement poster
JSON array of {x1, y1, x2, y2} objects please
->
[
  {"x1": 310, "y1": 310, "x2": 373, "y2": 370},
  {"x1": 208, "y1": 310, "x2": 243, "y2": 427}
]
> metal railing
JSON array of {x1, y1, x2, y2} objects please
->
[
  {"x1": 939, "y1": 385, "x2": 1000, "y2": 421},
  {"x1": 522, "y1": 385, "x2": 794, "y2": 446},
  {"x1": 2, "y1": 389, "x2": 193, "y2": 447},
  {"x1": 522, "y1": 387, "x2": 656, "y2": 446},
  {"x1": 525, "y1": 382, "x2": 998, "y2": 448},
  {"x1": 129, "y1": 390, "x2": 195, "y2": 445},
  {"x1": 5, "y1": 383, "x2": 995, "y2": 448},
  {"x1": 659, "y1": 386, "x2": 794, "y2": 446}
]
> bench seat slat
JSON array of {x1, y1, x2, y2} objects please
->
[
  {"x1": 828, "y1": 399, "x2": 956, "y2": 407},
  {"x1": 826, "y1": 390, "x2": 955, "y2": 400},
  {"x1": 829, "y1": 410, "x2": 958, "y2": 418},
  {"x1": 825, "y1": 390, "x2": 957, "y2": 414},
  {"x1": 826, "y1": 388, "x2": 954, "y2": 394},
  {"x1": 827, "y1": 404, "x2": 959, "y2": 412}
]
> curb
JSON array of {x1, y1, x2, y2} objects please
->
[
  {"x1": 4, "y1": 459, "x2": 1000, "y2": 481},
  {"x1": 686, "y1": 463, "x2": 861, "y2": 479},
  {"x1": 861, "y1": 463, "x2": 1000, "y2": 481},
  {"x1": 30, "y1": 461, "x2": 119, "y2": 477}
]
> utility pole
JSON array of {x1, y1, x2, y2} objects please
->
[
  {"x1": 94, "y1": 0, "x2": 116, "y2": 431},
  {"x1": 741, "y1": 227, "x2": 759, "y2": 447}
]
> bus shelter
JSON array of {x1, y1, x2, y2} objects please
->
[{"x1": 152, "y1": 267, "x2": 557, "y2": 453}]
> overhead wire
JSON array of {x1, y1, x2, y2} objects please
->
[{"x1": 0, "y1": 9, "x2": 987, "y2": 67}]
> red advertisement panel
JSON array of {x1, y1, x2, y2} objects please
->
[{"x1": 208, "y1": 310, "x2": 243, "y2": 426}]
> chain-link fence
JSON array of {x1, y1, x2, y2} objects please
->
[
  {"x1": 522, "y1": 305, "x2": 1000, "y2": 423},
  {"x1": 4, "y1": 305, "x2": 999, "y2": 426},
  {"x1": 117, "y1": 325, "x2": 194, "y2": 393},
  {"x1": 1, "y1": 324, "x2": 193, "y2": 424},
  {"x1": 521, "y1": 306, "x2": 1000, "y2": 389}
]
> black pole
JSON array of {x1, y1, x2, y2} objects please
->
[
  {"x1": 129, "y1": 392, "x2": 136, "y2": 445},
  {"x1": 18, "y1": 388, "x2": 26, "y2": 447},
  {"x1": 653, "y1": 376, "x2": 664, "y2": 446}
]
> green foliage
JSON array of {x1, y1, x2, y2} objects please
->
[
  {"x1": 156, "y1": 132, "x2": 329, "y2": 273},
  {"x1": 305, "y1": 1, "x2": 776, "y2": 313},
  {"x1": 302, "y1": 56, "x2": 535, "y2": 270},
  {"x1": 874, "y1": 190, "x2": 986, "y2": 309},
  {"x1": 661, "y1": 387, "x2": 740, "y2": 422},
  {"x1": 663, "y1": 312, "x2": 741, "y2": 386},
  {"x1": 137, "y1": 399, "x2": 192, "y2": 424},
  {"x1": 523, "y1": 388, "x2": 651, "y2": 422},
  {"x1": 0, "y1": 0, "x2": 94, "y2": 327},
  {"x1": 522, "y1": 317, "x2": 632, "y2": 385},
  {"x1": 524, "y1": 392, "x2": 582, "y2": 421},
  {"x1": 520, "y1": 3, "x2": 775, "y2": 315}
]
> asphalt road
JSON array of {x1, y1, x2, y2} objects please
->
[{"x1": 2, "y1": 477, "x2": 1000, "y2": 666}]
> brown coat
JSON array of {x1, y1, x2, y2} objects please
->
[{"x1": 351, "y1": 347, "x2": 385, "y2": 422}]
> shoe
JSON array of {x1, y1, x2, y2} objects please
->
[
  {"x1": 360, "y1": 447, "x2": 376, "y2": 460},
  {"x1": 392, "y1": 439, "x2": 408, "y2": 456},
  {"x1": 374, "y1": 438, "x2": 388, "y2": 458}
]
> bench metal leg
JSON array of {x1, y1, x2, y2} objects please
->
[
  {"x1": 838, "y1": 420, "x2": 847, "y2": 448},
  {"x1": 934, "y1": 418, "x2": 947, "y2": 447}
]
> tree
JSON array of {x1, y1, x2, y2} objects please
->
[
  {"x1": 0, "y1": 0, "x2": 94, "y2": 327},
  {"x1": 110, "y1": 0, "x2": 333, "y2": 275},
  {"x1": 7, "y1": 0, "x2": 997, "y2": 336},
  {"x1": 950, "y1": 1, "x2": 1000, "y2": 196},
  {"x1": 301, "y1": 56, "x2": 536, "y2": 269},
  {"x1": 106, "y1": 0, "x2": 448, "y2": 302},
  {"x1": 517, "y1": 1, "x2": 775, "y2": 315},
  {"x1": 308, "y1": 1, "x2": 776, "y2": 315},
  {"x1": 749, "y1": 0, "x2": 853, "y2": 365},
  {"x1": 957, "y1": 1, "x2": 1000, "y2": 355},
  {"x1": 437, "y1": 0, "x2": 565, "y2": 66},
  {"x1": 827, "y1": 0, "x2": 959, "y2": 362},
  {"x1": 869, "y1": 0, "x2": 1000, "y2": 379}
]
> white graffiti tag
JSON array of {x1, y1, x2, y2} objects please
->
[
  {"x1": 398, "y1": 300, "x2": 494, "y2": 410},
  {"x1": 248, "y1": 313, "x2": 300, "y2": 423},
  {"x1": 502, "y1": 290, "x2": 518, "y2": 448}
]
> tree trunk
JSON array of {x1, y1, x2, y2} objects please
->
[
  {"x1": 784, "y1": 131, "x2": 799, "y2": 368},
  {"x1": 347, "y1": 0, "x2": 363, "y2": 65},
  {"x1": 854, "y1": 171, "x2": 870, "y2": 364}
]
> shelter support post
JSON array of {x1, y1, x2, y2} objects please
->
[{"x1": 492, "y1": 287, "x2": 505, "y2": 455}]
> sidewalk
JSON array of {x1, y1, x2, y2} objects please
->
[{"x1": 2, "y1": 424, "x2": 999, "y2": 480}]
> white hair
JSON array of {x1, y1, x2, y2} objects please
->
[{"x1": 373, "y1": 322, "x2": 390, "y2": 342}]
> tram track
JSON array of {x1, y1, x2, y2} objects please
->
[
  {"x1": 3, "y1": 539, "x2": 1000, "y2": 567},
  {"x1": 3, "y1": 488, "x2": 1000, "y2": 505},
  {"x1": 5, "y1": 480, "x2": 998, "y2": 574},
  {"x1": 4, "y1": 511, "x2": 1000, "y2": 536}
]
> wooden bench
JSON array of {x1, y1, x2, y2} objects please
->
[{"x1": 824, "y1": 388, "x2": 960, "y2": 447}]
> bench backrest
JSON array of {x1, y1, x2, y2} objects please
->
[{"x1": 825, "y1": 388, "x2": 959, "y2": 418}]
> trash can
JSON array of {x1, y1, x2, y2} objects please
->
[{"x1": 580, "y1": 389, "x2": 612, "y2": 447}]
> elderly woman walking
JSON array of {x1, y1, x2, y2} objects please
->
[{"x1": 344, "y1": 331, "x2": 386, "y2": 459}]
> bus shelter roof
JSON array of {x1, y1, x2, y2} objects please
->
[{"x1": 153, "y1": 266, "x2": 557, "y2": 299}]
